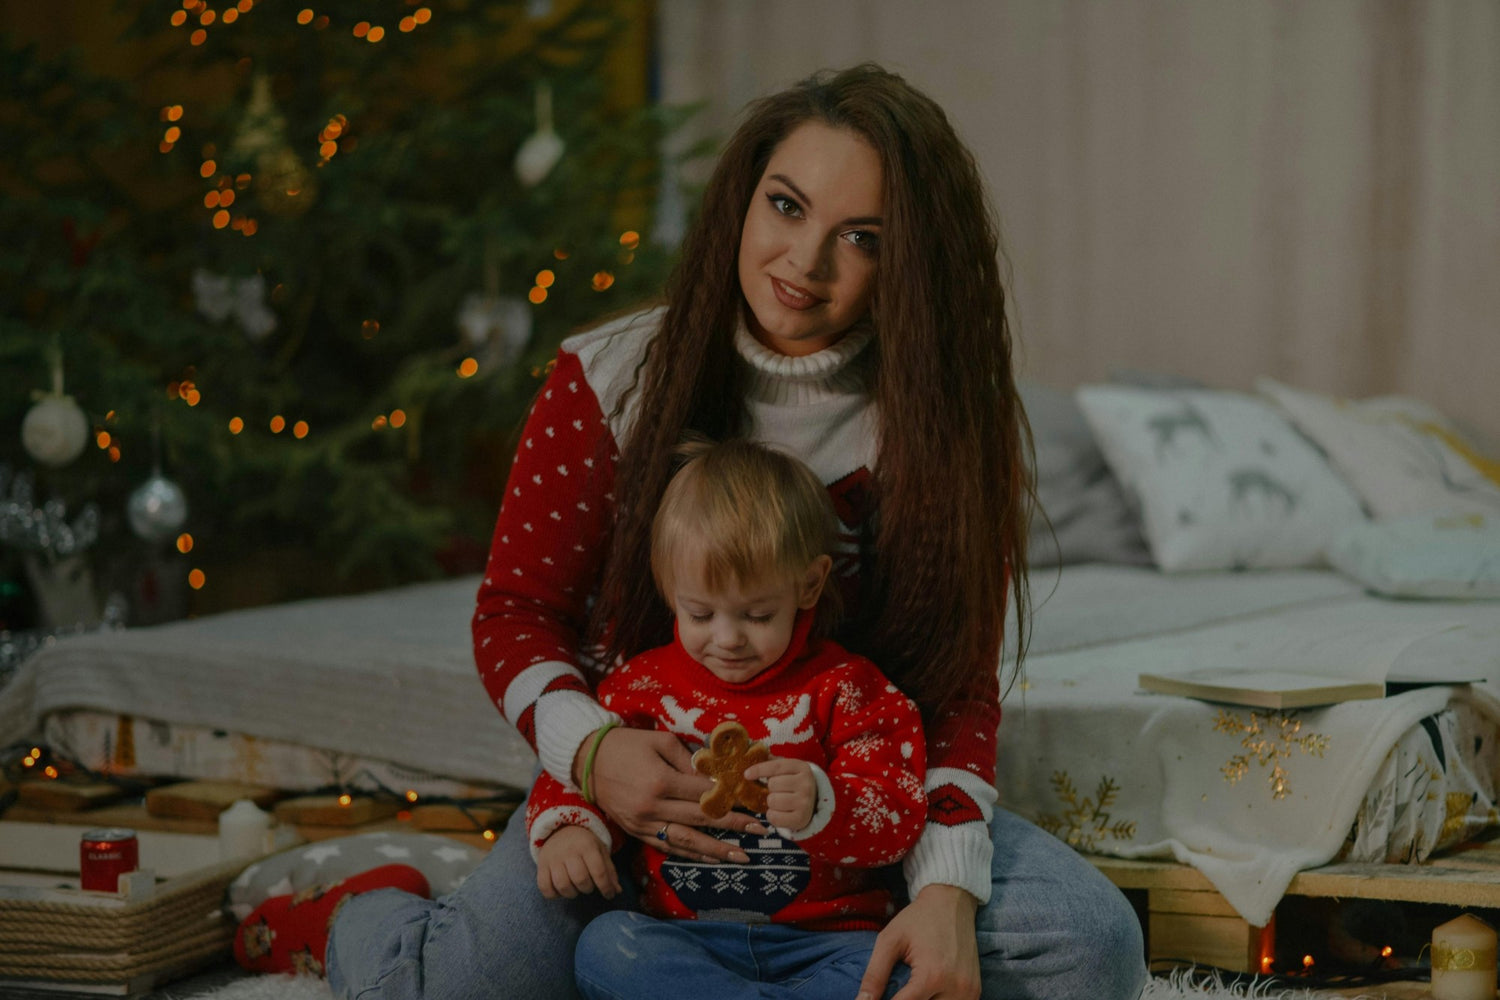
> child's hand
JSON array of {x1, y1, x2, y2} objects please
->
[
  {"x1": 535, "y1": 825, "x2": 621, "y2": 900},
  {"x1": 743, "y1": 757, "x2": 816, "y2": 831}
]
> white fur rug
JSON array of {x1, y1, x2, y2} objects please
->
[{"x1": 181, "y1": 969, "x2": 1384, "y2": 999}]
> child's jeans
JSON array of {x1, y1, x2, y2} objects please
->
[{"x1": 573, "y1": 912, "x2": 910, "y2": 1000}]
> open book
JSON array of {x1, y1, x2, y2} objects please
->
[{"x1": 1137, "y1": 620, "x2": 1483, "y2": 710}]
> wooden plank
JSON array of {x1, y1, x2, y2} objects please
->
[
  {"x1": 408, "y1": 802, "x2": 517, "y2": 833},
  {"x1": 14, "y1": 781, "x2": 123, "y2": 812},
  {"x1": 144, "y1": 781, "x2": 280, "y2": 821},
  {"x1": 272, "y1": 795, "x2": 400, "y2": 827},
  {"x1": 1148, "y1": 912, "x2": 1272, "y2": 974},
  {"x1": 1149, "y1": 887, "x2": 1241, "y2": 917},
  {"x1": 4, "y1": 802, "x2": 218, "y2": 837}
]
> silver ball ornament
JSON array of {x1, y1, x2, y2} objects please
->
[
  {"x1": 127, "y1": 473, "x2": 189, "y2": 542},
  {"x1": 21, "y1": 395, "x2": 90, "y2": 468}
]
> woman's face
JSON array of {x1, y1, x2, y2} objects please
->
[{"x1": 737, "y1": 122, "x2": 883, "y2": 357}]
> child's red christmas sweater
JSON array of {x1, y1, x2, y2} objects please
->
[{"x1": 526, "y1": 610, "x2": 926, "y2": 930}]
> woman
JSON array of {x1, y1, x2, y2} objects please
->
[{"x1": 321, "y1": 64, "x2": 1146, "y2": 1000}]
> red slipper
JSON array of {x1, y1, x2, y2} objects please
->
[{"x1": 233, "y1": 863, "x2": 431, "y2": 976}]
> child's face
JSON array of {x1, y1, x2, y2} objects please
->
[{"x1": 669, "y1": 559, "x2": 827, "y2": 684}]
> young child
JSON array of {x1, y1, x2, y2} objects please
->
[{"x1": 524, "y1": 438, "x2": 927, "y2": 999}]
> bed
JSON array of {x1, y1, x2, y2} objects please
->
[{"x1": 2, "y1": 376, "x2": 1498, "y2": 930}]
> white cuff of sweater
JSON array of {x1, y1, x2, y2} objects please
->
[
  {"x1": 535, "y1": 690, "x2": 623, "y2": 790},
  {"x1": 528, "y1": 806, "x2": 615, "y2": 862},
  {"x1": 902, "y1": 822, "x2": 994, "y2": 904}
]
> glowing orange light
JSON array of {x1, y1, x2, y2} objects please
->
[
  {"x1": 482, "y1": 828, "x2": 496, "y2": 841},
  {"x1": 353, "y1": 20, "x2": 369, "y2": 37},
  {"x1": 269, "y1": 415, "x2": 286, "y2": 433},
  {"x1": 185, "y1": 388, "x2": 201, "y2": 406},
  {"x1": 313, "y1": 14, "x2": 328, "y2": 29},
  {"x1": 189, "y1": 568, "x2": 206, "y2": 590},
  {"x1": 44, "y1": 765, "x2": 59, "y2": 779},
  {"x1": 236, "y1": 172, "x2": 251, "y2": 188},
  {"x1": 361, "y1": 319, "x2": 379, "y2": 339},
  {"x1": 338, "y1": 793, "x2": 353, "y2": 807},
  {"x1": 219, "y1": 189, "x2": 235, "y2": 207},
  {"x1": 162, "y1": 126, "x2": 181, "y2": 144},
  {"x1": 222, "y1": 7, "x2": 238, "y2": 23},
  {"x1": 1302, "y1": 955, "x2": 1313, "y2": 969},
  {"x1": 182, "y1": 0, "x2": 195, "y2": 9},
  {"x1": 22, "y1": 756, "x2": 34, "y2": 768},
  {"x1": 228, "y1": 416, "x2": 244, "y2": 434},
  {"x1": 239, "y1": 0, "x2": 253, "y2": 10},
  {"x1": 200, "y1": 159, "x2": 216, "y2": 178},
  {"x1": 200, "y1": 8, "x2": 215, "y2": 24},
  {"x1": 160, "y1": 142, "x2": 175, "y2": 153},
  {"x1": 591, "y1": 271, "x2": 614, "y2": 291},
  {"x1": 1380, "y1": 945, "x2": 1393, "y2": 958},
  {"x1": 320, "y1": 140, "x2": 338, "y2": 159},
  {"x1": 171, "y1": 10, "x2": 188, "y2": 25},
  {"x1": 389, "y1": 409, "x2": 407, "y2": 428},
  {"x1": 1260, "y1": 955, "x2": 1272, "y2": 973},
  {"x1": 96, "y1": 431, "x2": 111, "y2": 449},
  {"x1": 105, "y1": 410, "x2": 117, "y2": 423},
  {"x1": 535, "y1": 269, "x2": 555, "y2": 288},
  {"x1": 367, "y1": 25, "x2": 385, "y2": 42},
  {"x1": 619, "y1": 230, "x2": 640, "y2": 249},
  {"x1": 212, "y1": 209, "x2": 230, "y2": 229},
  {"x1": 297, "y1": 8, "x2": 313, "y2": 24},
  {"x1": 242, "y1": 219, "x2": 258, "y2": 236},
  {"x1": 177, "y1": 533, "x2": 194, "y2": 553},
  {"x1": 292, "y1": 420, "x2": 309, "y2": 439},
  {"x1": 553, "y1": 247, "x2": 569, "y2": 260},
  {"x1": 457, "y1": 357, "x2": 479, "y2": 378},
  {"x1": 405, "y1": 790, "x2": 419, "y2": 802},
  {"x1": 204, "y1": 191, "x2": 220, "y2": 208},
  {"x1": 108, "y1": 446, "x2": 121, "y2": 462},
  {"x1": 372, "y1": 415, "x2": 388, "y2": 430},
  {"x1": 167, "y1": 105, "x2": 184, "y2": 121},
  {"x1": 190, "y1": 28, "x2": 207, "y2": 45},
  {"x1": 527, "y1": 286, "x2": 547, "y2": 304},
  {"x1": 399, "y1": 16, "x2": 415, "y2": 31},
  {"x1": 415, "y1": 7, "x2": 431, "y2": 23}
]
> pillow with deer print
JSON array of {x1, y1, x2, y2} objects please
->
[{"x1": 1075, "y1": 385, "x2": 1366, "y2": 571}]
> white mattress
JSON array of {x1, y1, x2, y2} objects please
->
[{"x1": 0, "y1": 576, "x2": 537, "y2": 790}]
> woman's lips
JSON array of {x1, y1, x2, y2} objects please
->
[{"x1": 772, "y1": 277, "x2": 821, "y2": 310}]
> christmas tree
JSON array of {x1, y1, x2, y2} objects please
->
[{"x1": 0, "y1": 0, "x2": 699, "y2": 629}]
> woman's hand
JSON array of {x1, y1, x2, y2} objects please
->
[
  {"x1": 857, "y1": 884, "x2": 981, "y2": 1000},
  {"x1": 575, "y1": 726, "x2": 765, "y2": 863}
]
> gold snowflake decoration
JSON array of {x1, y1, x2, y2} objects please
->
[
  {"x1": 1037, "y1": 771, "x2": 1137, "y2": 852},
  {"x1": 1214, "y1": 708, "x2": 1330, "y2": 800}
]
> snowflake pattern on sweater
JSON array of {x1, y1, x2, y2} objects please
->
[
  {"x1": 526, "y1": 610, "x2": 927, "y2": 930},
  {"x1": 473, "y1": 307, "x2": 1001, "y2": 902}
]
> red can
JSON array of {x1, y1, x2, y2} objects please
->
[{"x1": 80, "y1": 828, "x2": 139, "y2": 892}]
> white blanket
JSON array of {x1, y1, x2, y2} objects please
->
[{"x1": 998, "y1": 566, "x2": 1500, "y2": 926}]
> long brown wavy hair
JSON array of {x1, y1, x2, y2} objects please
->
[{"x1": 588, "y1": 64, "x2": 1032, "y2": 714}]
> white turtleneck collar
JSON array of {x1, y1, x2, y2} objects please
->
[{"x1": 733, "y1": 317, "x2": 874, "y2": 406}]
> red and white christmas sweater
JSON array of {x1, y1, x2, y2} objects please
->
[
  {"x1": 526, "y1": 609, "x2": 926, "y2": 930},
  {"x1": 473, "y1": 306, "x2": 1002, "y2": 903}
]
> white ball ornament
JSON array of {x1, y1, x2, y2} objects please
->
[
  {"x1": 514, "y1": 83, "x2": 564, "y2": 188},
  {"x1": 21, "y1": 394, "x2": 90, "y2": 468},
  {"x1": 127, "y1": 473, "x2": 189, "y2": 543}
]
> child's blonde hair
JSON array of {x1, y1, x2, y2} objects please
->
[{"x1": 651, "y1": 438, "x2": 839, "y2": 621}]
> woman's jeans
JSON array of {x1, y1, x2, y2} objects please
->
[{"x1": 326, "y1": 795, "x2": 1146, "y2": 1000}]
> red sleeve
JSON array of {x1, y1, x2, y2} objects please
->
[
  {"x1": 793, "y1": 657, "x2": 928, "y2": 868},
  {"x1": 471, "y1": 349, "x2": 621, "y2": 783}
]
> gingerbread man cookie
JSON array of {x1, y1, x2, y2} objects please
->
[{"x1": 691, "y1": 721, "x2": 771, "y2": 818}]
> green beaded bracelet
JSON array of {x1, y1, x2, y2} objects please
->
[{"x1": 580, "y1": 721, "x2": 620, "y2": 805}]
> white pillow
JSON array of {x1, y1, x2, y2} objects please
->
[
  {"x1": 1328, "y1": 513, "x2": 1500, "y2": 599},
  {"x1": 1257, "y1": 378, "x2": 1500, "y2": 519},
  {"x1": 1076, "y1": 386, "x2": 1366, "y2": 571}
]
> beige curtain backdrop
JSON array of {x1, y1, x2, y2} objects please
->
[{"x1": 655, "y1": 0, "x2": 1500, "y2": 445}]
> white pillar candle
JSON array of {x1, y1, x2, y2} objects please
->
[
  {"x1": 218, "y1": 799, "x2": 273, "y2": 860},
  {"x1": 1432, "y1": 913, "x2": 1497, "y2": 1000}
]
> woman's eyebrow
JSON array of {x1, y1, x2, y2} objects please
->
[{"x1": 768, "y1": 173, "x2": 883, "y2": 227}]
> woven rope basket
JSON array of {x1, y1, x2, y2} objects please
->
[{"x1": 0, "y1": 857, "x2": 243, "y2": 986}]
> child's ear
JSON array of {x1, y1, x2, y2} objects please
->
[{"x1": 797, "y1": 555, "x2": 833, "y2": 610}]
